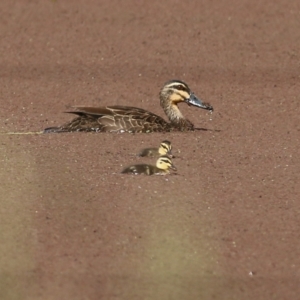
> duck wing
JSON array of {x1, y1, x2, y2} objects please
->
[{"x1": 65, "y1": 105, "x2": 171, "y2": 133}]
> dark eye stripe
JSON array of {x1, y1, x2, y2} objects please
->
[
  {"x1": 160, "y1": 158, "x2": 171, "y2": 164},
  {"x1": 174, "y1": 85, "x2": 188, "y2": 91},
  {"x1": 161, "y1": 144, "x2": 169, "y2": 151},
  {"x1": 165, "y1": 81, "x2": 190, "y2": 92}
]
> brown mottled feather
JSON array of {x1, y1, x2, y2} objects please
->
[
  {"x1": 44, "y1": 80, "x2": 213, "y2": 133},
  {"x1": 46, "y1": 106, "x2": 173, "y2": 133}
]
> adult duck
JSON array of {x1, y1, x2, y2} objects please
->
[{"x1": 44, "y1": 80, "x2": 213, "y2": 133}]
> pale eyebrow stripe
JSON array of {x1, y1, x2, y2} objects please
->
[{"x1": 165, "y1": 83, "x2": 187, "y2": 89}]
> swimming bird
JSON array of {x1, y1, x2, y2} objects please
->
[
  {"x1": 44, "y1": 80, "x2": 213, "y2": 133},
  {"x1": 121, "y1": 155, "x2": 177, "y2": 175},
  {"x1": 139, "y1": 140, "x2": 173, "y2": 157}
]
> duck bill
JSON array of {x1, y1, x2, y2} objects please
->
[
  {"x1": 170, "y1": 164, "x2": 177, "y2": 171},
  {"x1": 187, "y1": 93, "x2": 214, "y2": 111},
  {"x1": 167, "y1": 151, "x2": 174, "y2": 158}
]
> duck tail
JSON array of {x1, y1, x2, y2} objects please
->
[{"x1": 43, "y1": 127, "x2": 63, "y2": 133}]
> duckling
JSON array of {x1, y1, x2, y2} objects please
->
[
  {"x1": 139, "y1": 140, "x2": 172, "y2": 158},
  {"x1": 121, "y1": 155, "x2": 177, "y2": 175},
  {"x1": 44, "y1": 80, "x2": 213, "y2": 133}
]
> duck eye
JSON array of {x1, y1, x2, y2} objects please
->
[{"x1": 176, "y1": 85, "x2": 185, "y2": 91}]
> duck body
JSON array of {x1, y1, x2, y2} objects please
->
[
  {"x1": 121, "y1": 163, "x2": 169, "y2": 175},
  {"x1": 139, "y1": 148, "x2": 163, "y2": 157},
  {"x1": 139, "y1": 140, "x2": 172, "y2": 157},
  {"x1": 44, "y1": 80, "x2": 213, "y2": 133},
  {"x1": 45, "y1": 106, "x2": 174, "y2": 133},
  {"x1": 121, "y1": 155, "x2": 176, "y2": 175}
]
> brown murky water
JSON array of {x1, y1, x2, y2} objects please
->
[{"x1": 1, "y1": 0, "x2": 300, "y2": 299}]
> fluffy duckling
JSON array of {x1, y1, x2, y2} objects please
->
[
  {"x1": 139, "y1": 140, "x2": 172, "y2": 158},
  {"x1": 121, "y1": 155, "x2": 177, "y2": 175}
]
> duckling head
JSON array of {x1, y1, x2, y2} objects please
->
[
  {"x1": 158, "y1": 140, "x2": 173, "y2": 157},
  {"x1": 156, "y1": 155, "x2": 177, "y2": 171},
  {"x1": 160, "y1": 80, "x2": 213, "y2": 122}
]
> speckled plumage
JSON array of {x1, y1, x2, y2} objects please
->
[{"x1": 44, "y1": 80, "x2": 213, "y2": 133}]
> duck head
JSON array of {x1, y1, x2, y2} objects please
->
[
  {"x1": 158, "y1": 140, "x2": 173, "y2": 157},
  {"x1": 156, "y1": 155, "x2": 177, "y2": 171},
  {"x1": 160, "y1": 80, "x2": 213, "y2": 118}
]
